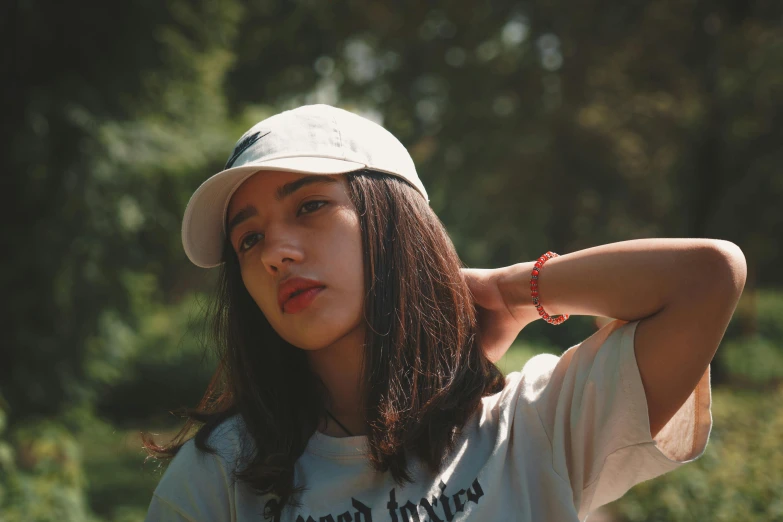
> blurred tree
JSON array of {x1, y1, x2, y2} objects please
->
[{"x1": 0, "y1": 0, "x2": 241, "y2": 422}]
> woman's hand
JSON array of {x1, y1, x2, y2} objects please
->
[{"x1": 462, "y1": 263, "x2": 539, "y2": 363}]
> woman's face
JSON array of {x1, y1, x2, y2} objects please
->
[{"x1": 227, "y1": 170, "x2": 365, "y2": 351}]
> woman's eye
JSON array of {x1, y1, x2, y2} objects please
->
[
  {"x1": 298, "y1": 200, "x2": 327, "y2": 215},
  {"x1": 239, "y1": 233, "x2": 262, "y2": 252}
]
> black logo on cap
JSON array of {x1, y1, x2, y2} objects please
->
[{"x1": 224, "y1": 130, "x2": 271, "y2": 169}]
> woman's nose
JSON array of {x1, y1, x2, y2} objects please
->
[{"x1": 260, "y1": 226, "x2": 305, "y2": 275}]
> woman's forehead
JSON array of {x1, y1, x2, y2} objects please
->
[{"x1": 227, "y1": 171, "x2": 345, "y2": 216}]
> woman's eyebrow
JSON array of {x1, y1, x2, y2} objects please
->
[
  {"x1": 227, "y1": 205, "x2": 257, "y2": 238},
  {"x1": 275, "y1": 175, "x2": 338, "y2": 201},
  {"x1": 227, "y1": 175, "x2": 339, "y2": 237}
]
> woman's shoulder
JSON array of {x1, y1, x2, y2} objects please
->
[
  {"x1": 163, "y1": 413, "x2": 249, "y2": 481},
  {"x1": 202, "y1": 412, "x2": 249, "y2": 459},
  {"x1": 482, "y1": 319, "x2": 638, "y2": 423},
  {"x1": 505, "y1": 320, "x2": 634, "y2": 398},
  {"x1": 155, "y1": 415, "x2": 250, "y2": 500},
  {"x1": 147, "y1": 414, "x2": 249, "y2": 519},
  {"x1": 481, "y1": 351, "x2": 562, "y2": 412}
]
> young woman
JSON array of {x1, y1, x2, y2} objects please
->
[{"x1": 143, "y1": 104, "x2": 746, "y2": 522}]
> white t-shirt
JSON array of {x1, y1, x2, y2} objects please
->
[{"x1": 145, "y1": 319, "x2": 712, "y2": 522}]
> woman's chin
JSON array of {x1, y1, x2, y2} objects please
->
[
  {"x1": 279, "y1": 318, "x2": 365, "y2": 353},
  {"x1": 290, "y1": 338, "x2": 334, "y2": 352},
  {"x1": 276, "y1": 324, "x2": 345, "y2": 352}
]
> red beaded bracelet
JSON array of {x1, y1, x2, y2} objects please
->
[{"x1": 531, "y1": 251, "x2": 570, "y2": 325}]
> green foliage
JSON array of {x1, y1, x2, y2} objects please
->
[
  {"x1": 713, "y1": 289, "x2": 783, "y2": 388},
  {"x1": 608, "y1": 386, "x2": 783, "y2": 522},
  {"x1": 75, "y1": 416, "x2": 166, "y2": 521},
  {"x1": 0, "y1": 404, "x2": 164, "y2": 522},
  {"x1": 752, "y1": 289, "x2": 783, "y2": 343},
  {"x1": 90, "y1": 286, "x2": 216, "y2": 424},
  {"x1": 1, "y1": 0, "x2": 243, "y2": 423},
  {"x1": 721, "y1": 335, "x2": 783, "y2": 387},
  {"x1": 0, "y1": 418, "x2": 98, "y2": 522}
]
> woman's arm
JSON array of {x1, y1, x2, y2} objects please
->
[{"x1": 499, "y1": 238, "x2": 747, "y2": 437}]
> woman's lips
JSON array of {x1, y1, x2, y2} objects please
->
[{"x1": 282, "y1": 286, "x2": 325, "y2": 314}]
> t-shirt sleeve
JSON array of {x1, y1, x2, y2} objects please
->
[
  {"x1": 144, "y1": 422, "x2": 240, "y2": 522},
  {"x1": 518, "y1": 318, "x2": 712, "y2": 520}
]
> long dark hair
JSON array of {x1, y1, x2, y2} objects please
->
[{"x1": 142, "y1": 170, "x2": 505, "y2": 518}]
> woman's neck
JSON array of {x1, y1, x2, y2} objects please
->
[{"x1": 307, "y1": 325, "x2": 367, "y2": 437}]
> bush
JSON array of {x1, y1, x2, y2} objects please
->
[
  {"x1": 607, "y1": 385, "x2": 783, "y2": 522},
  {"x1": 715, "y1": 289, "x2": 783, "y2": 388},
  {"x1": 0, "y1": 410, "x2": 99, "y2": 522},
  {"x1": 720, "y1": 335, "x2": 783, "y2": 388},
  {"x1": 88, "y1": 282, "x2": 216, "y2": 425}
]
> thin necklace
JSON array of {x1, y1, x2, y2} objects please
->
[{"x1": 325, "y1": 409, "x2": 354, "y2": 437}]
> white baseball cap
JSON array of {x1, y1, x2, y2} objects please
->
[{"x1": 181, "y1": 104, "x2": 429, "y2": 268}]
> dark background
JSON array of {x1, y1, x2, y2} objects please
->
[{"x1": 2, "y1": 1, "x2": 781, "y2": 520}]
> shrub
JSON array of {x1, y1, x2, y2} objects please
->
[
  {"x1": 0, "y1": 409, "x2": 99, "y2": 522},
  {"x1": 608, "y1": 385, "x2": 783, "y2": 522}
]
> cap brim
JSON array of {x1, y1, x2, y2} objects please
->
[{"x1": 182, "y1": 157, "x2": 366, "y2": 268}]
